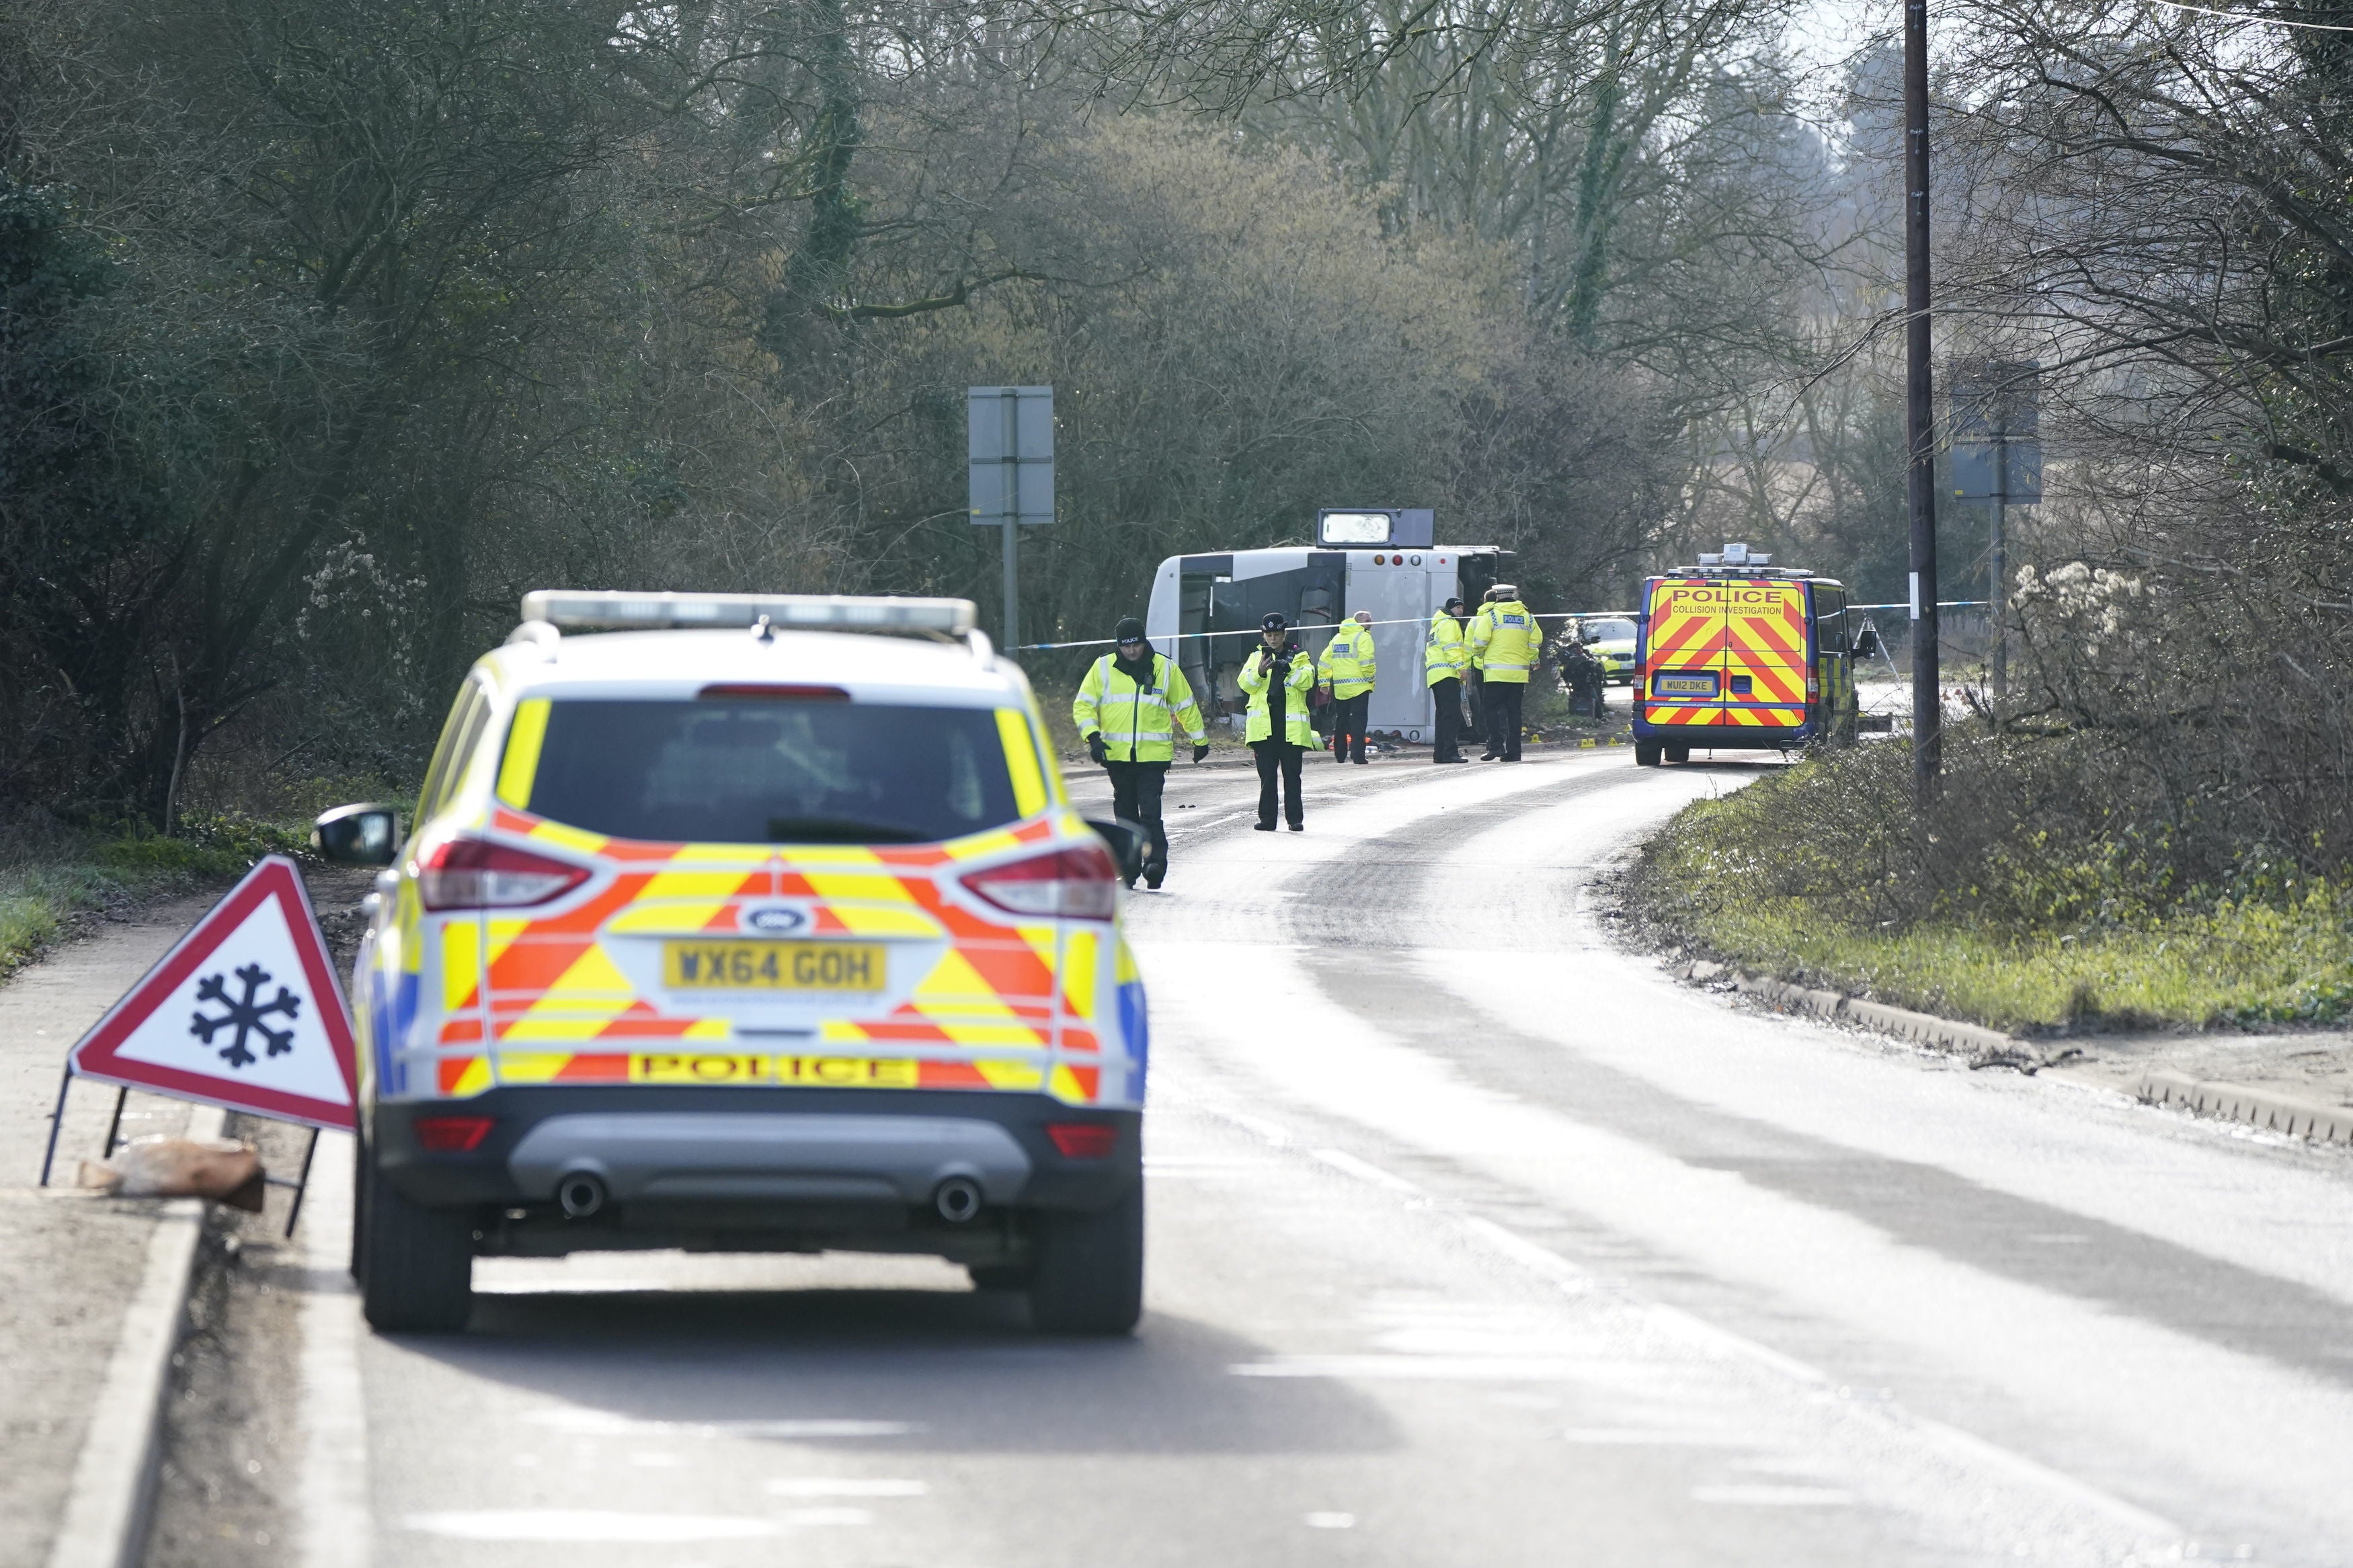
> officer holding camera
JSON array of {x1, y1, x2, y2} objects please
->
[{"x1": 1238, "y1": 612, "x2": 1314, "y2": 831}]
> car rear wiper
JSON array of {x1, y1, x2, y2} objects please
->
[{"x1": 762, "y1": 816, "x2": 928, "y2": 844}]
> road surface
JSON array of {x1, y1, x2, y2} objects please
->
[{"x1": 191, "y1": 749, "x2": 2353, "y2": 1566}]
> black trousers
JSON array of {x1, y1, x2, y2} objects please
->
[
  {"x1": 1482, "y1": 681, "x2": 1525, "y2": 759},
  {"x1": 1329, "y1": 692, "x2": 1370, "y2": 761},
  {"x1": 1250, "y1": 739, "x2": 1305, "y2": 827},
  {"x1": 1102, "y1": 759, "x2": 1169, "y2": 871},
  {"x1": 1429, "y1": 677, "x2": 1464, "y2": 761}
]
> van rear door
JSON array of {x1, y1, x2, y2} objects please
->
[{"x1": 1717, "y1": 581, "x2": 1808, "y2": 733}]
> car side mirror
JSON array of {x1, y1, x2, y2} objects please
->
[
  {"x1": 1084, "y1": 817, "x2": 1148, "y2": 884},
  {"x1": 313, "y1": 802, "x2": 403, "y2": 866},
  {"x1": 1853, "y1": 623, "x2": 1884, "y2": 660}
]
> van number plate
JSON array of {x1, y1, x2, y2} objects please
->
[
  {"x1": 1652, "y1": 672, "x2": 1720, "y2": 696},
  {"x1": 663, "y1": 940, "x2": 884, "y2": 991}
]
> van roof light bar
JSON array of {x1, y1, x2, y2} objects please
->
[{"x1": 520, "y1": 591, "x2": 978, "y2": 636}]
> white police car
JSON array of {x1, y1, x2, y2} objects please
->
[{"x1": 315, "y1": 593, "x2": 1150, "y2": 1334}]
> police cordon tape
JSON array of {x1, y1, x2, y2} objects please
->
[
  {"x1": 1012, "y1": 610, "x2": 1637, "y2": 653},
  {"x1": 1012, "y1": 600, "x2": 1994, "y2": 653}
]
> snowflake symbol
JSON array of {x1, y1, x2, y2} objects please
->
[{"x1": 189, "y1": 962, "x2": 302, "y2": 1069}]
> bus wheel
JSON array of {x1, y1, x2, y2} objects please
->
[
  {"x1": 1635, "y1": 739, "x2": 1662, "y2": 767},
  {"x1": 1664, "y1": 743, "x2": 1690, "y2": 764}
]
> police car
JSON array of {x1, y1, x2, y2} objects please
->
[
  {"x1": 1579, "y1": 617, "x2": 1639, "y2": 684},
  {"x1": 313, "y1": 592, "x2": 1150, "y2": 1335}
]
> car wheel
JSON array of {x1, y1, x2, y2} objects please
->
[
  {"x1": 1634, "y1": 739, "x2": 1662, "y2": 767},
  {"x1": 1025, "y1": 1182, "x2": 1143, "y2": 1335},
  {"x1": 359, "y1": 1157, "x2": 474, "y2": 1333}
]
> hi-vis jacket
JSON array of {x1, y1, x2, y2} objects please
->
[
  {"x1": 1468, "y1": 600, "x2": 1542, "y2": 684},
  {"x1": 1238, "y1": 643, "x2": 1316, "y2": 745},
  {"x1": 1072, "y1": 651, "x2": 1206, "y2": 763},
  {"x1": 1425, "y1": 610, "x2": 1467, "y2": 686},
  {"x1": 1316, "y1": 620, "x2": 1377, "y2": 700}
]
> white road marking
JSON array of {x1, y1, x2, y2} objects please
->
[
  {"x1": 296, "y1": 1131, "x2": 372, "y2": 1568},
  {"x1": 1693, "y1": 1485, "x2": 1857, "y2": 1507},
  {"x1": 1303, "y1": 1512, "x2": 1357, "y2": 1529},
  {"x1": 763, "y1": 1477, "x2": 929, "y2": 1497},
  {"x1": 1219, "y1": 1110, "x2": 1293, "y2": 1146},
  {"x1": 522, "y1": 1408, "x2": 919, "y2": 1439},
  {"x1": 1310, "y1": 1147, "x2": 1431, "y2": 1198},
  {"x1": 1231, "y1": 1354, "x2": 1616, "y2": 1380},
  {"x1": 401, "y1": 1509, "x2": 871, "y2": 1540}
]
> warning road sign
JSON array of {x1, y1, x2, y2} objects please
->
[{"x1": 69, "y1": 855, "x2": 358, "y2": 1130}]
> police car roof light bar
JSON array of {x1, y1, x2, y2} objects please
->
[{"x1": 520, "y1": 591, "x2": 978, "y2": 636}]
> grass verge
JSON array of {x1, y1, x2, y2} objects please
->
[
  {"x1": 0, "y1": 815, "x2": 313, "y2": 982},
  {"x1": 1629, "y1": 749, "x2": 2353, "y2": 1034}
]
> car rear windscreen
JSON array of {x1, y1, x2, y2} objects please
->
[{"x1": 518, "y1": 699, "x2": 1023, "y2": 844}]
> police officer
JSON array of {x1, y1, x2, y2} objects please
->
[
  {"x1": 1425, "y1": 595, "x2": 1471, "y2": 763},
  {"x1": 1072, "y1": 617, "x2": 1207, "y2": 888},
  {"x1": 1318, "y1": 608, "x2": 1377, "y2": 764},
  {"x1": 1238, "y1": 612, "x2": 1314, "y2": 831},
  {"x1": 1467, "y1": 583, "x2": 1542, "y2": 761}
]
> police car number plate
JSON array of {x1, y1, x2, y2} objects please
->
[
  {"x1": 663, "y1": 940, "x2": 884, "y2": 991},
  {"x1": 1653, "y1": 672, "x2": 1720, "y2": 696}
]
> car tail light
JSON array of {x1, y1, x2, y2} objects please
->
[
  {"x1": 961, "y1": 843, "x2": 1119, "y2": 920},
  {"x1": 413, "y1": 1116, "x2": 496, "y2": 1152},
  {"x1": 1045, "y1": 1122, "x2": 1119, "y2": 1159},
  {"x1": 415, "y1": 835, "x2": 590, "y2": 910}
]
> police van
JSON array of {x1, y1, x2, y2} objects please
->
[
  {"x1": 311, "y1": 592, "x2": 1150, "y2": 1336},
  {"x1": 1632, "y1": 544, "x2": 1862, "y2": 765},
  {"x1": 1143, "y1": 509, "x2": 1513, "y2": 743}
]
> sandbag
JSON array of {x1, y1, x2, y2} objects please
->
[{"x1": 79, "y1": 1135, "x2": 266, "y2": 1212}]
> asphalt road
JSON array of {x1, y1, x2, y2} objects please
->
[{"x1": 228, "y1": 748, "x2": 2353, "y2": 1567}]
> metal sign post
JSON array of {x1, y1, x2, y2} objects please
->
[
  {"x1": 967, "y1": 386, "x2": 1053, "y2": 651},
  {"x1": 1949, "y1": 359, "x2": 2042, "y2": 701}
]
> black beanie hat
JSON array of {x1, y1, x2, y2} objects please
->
[{"x1": 1113, "y1": 617, "x2": 1146, "y2": 645}]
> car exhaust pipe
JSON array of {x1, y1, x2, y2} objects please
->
[
  {"x1": 557, "y1": 1170, "x2": 608, "y2": 1219},
  {"x1": 932, "y1": 1176, "x2": 984, "y2": 1225}
]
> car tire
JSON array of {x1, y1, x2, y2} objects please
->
[
  {"x1": 1665, "y1": 743, "x2": 1690, "y2": 764},
  {"x1": 1634, "y1": 739, "x2": 1662, "y2": 767},
  {"x1": 1025, "y1": 1182, "x2": 1143, "y2": 1335},
  {"x1": 359, "y1": 1157, "x2": 475, "y2": 1333}
]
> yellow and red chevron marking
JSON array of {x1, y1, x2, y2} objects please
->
[
  {"x1": 1641, "y1": 577, "x2": 1812, "y2": 732},
  {"x1": 1642, "y1": 704, "x2": 1733, "y2": 727},
  {"x1": 417, "y1": 805, "x2": 1103, "y2": 1103}
]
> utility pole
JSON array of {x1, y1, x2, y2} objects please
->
[{"x1": 1905, "y1": 0, "x2": 1940, "y2": 807}]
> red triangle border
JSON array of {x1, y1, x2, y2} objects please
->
[{"x1": 69, "y1": 855, "x2": 359, "y2": 1131}]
